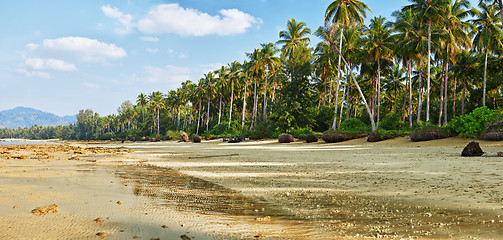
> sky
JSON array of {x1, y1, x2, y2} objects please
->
[{"x1": 0, "y1": 0, "x2": 479, "y2": 117}]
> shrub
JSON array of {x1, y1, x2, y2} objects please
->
[
  {"x1": 99, "y1": 132, "x2": 114, "y2": 140},
  {"x1": 248, "y1": 120, "x2": 280, "y2": 139},
  {"x1": 367, "y1": 129, "x2": 409, "y2": 142},
  {"x1": 447, "y1": 107, "x2": 503, "y2": 138},
  {"x1": 339, "y1": 118, "x2": 370, "y2": 132},
  {"x1": 322, "y1": 130, "x2": 367, "y2": 143},
  {"x1": 165, "y1": 130, "x2": 180, "y2": 140},
  {"x1": 410, "y1": 125, "x2": 452, "y2": 142},
  {"x1": 290, "y1": 127, "x2": 315, "y2": 139},
  {"x1": 379, "y1": 113, "x2": 406, "y2": 130},
  {"x1": 480, "y1": 120, "x2": 503, "y2": 141}
]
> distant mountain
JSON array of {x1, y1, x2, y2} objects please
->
[{"x1": 0, "y1": 107, "x2": 76, "y2": 129}]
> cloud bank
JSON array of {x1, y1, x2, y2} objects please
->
[{"x1": 103, "y1": 4, "x2": 262, "y2": 37}]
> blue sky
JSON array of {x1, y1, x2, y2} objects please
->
[{"x1": 0, "y1": 0, "x2": 479, "y2": 116}]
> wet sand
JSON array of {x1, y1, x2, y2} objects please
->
[{"x1": 1, "y1": 138, "x2": 503, "y2": 239}]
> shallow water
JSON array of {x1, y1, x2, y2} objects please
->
[{"x1": 0, "y1": 139, "x2": 59, "y2": 145}]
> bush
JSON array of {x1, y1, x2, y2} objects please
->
[
  {"x1": 339, "y1": 118, "x2": 370, "y2": 132},
  {"x1": 290, "y1": 127, "x2": 315, "y2": 139},
  {"x1": 367, "y1": 129, "x2": 409, "y2": 142},
  {"x1": 480, "y1": 120, "x2": 503, "y2": 141},
  {"x1": 248, "y1": 120, "x2": 280, "y2": 139},
  {"x1": 99, "y1": 132, "x2": 114, "y2": 140},
  {"x1": 447, "y1": 107, "x2": 503, "y2": 138},
  {"x1": 379, "y1": 113, "x2": 406, "y2": 130},
  {"x1": 410, "y1": 124, "x2": 452, "y2": 142},
  {"x1": 165, "y1": 130, "x2": 180, "y2": 140},
  {"x1": 322, "y1": 130, "x2": 367, "y2": 143}
]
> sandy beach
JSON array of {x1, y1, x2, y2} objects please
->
[{"x1": 1, "y1": 137, "x2": 502, "y2": 239}]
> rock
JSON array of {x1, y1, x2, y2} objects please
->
[
  {"x1": 278, "y1": 134, "x2": 294, "y2": 143},
  {"x1": 305, "y1": 134, "x2": 318, "y2": 143},
  {"x1": 116, "y1": 201, "x2": 122, "y2": 205},
  {"x1": 94, "y1": 217, "x2": 104, "y2": 223},
  {"x1": 180, "y1": 234, "x2": 191, "y2": 240},
  {"x1": 255, "y1": 216, "x2": 271, "y2": 221},
  {"x1": 180, "y1": 132, "x2": 189, "y2": 142},
  {"x1": 367, "y1": 132, "x2": 381, "y2": 142},
  {"x1": 461, "y1": 141, "x2": 484, "y2": 156},
  {"x1": 228, "y1": 136, "x2": 244, "y2": 143},
  {"x1": 96, "y1": 232, "x2": 109, "y2": 239},
  {"x1": 192, "y1": 136, "x2": 201, "y2": 143},
  {"x1": 31, "y1": 204, "x2": 58, "y2": 215}
]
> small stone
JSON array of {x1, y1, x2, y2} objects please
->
[
  {"x1": 96, "y1": 232, "x2": 109, "y2": 239},
  {"x1": 162, "y1": 225, "x2": 168, "y2": 228},
  {"x1": 94, "y1": 217, "x2": 104, "y2": 223},
  {"x1": 116, "y1": 201, "x2": 122, "y2": 205}
]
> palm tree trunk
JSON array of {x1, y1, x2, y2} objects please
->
[
  {"x1": 338, "y1": 77, "x2": 347, "y2": 127},
  {"x1": 483, "y1": 50, "x2": 488, "y2": 106},
  {"x1": 461, "y1": 81, "x2": 466, "y2": 115},
  {"x1": 251, "y1": 78, "x2": 258, "y2": 130},
  {"x1": 157, "y1": 108, "x2": 160, "y2": 135},
  {"x1": 263, "y1": 75, "x2": 268, "y2": 121},
  {"x1": 242, "y1": 83, "x2": 247, "y2": 128},
  {"x1": 499, "y1": 0, "x2": 503, "y2": 27},
  {"x1": 417, "y1": 57, "x2": 423, "y2": 123},
  {"x1": 453, "y1": 77, "x2": 457, "y2": 118},
  {"x1": 177, "y1": 106, "x2": 180, "y2": 130},
  {"x1": 206, "y1": 95, "x2": 211, "y2": 131},
  {"x1": 377, "y1": 58, "x2": 381, "y2": 128},
  {"x1": 228, "y1": 83, "x2": 234, "y2": 129},
  {"x1": 426, "y1": 19, "x2": 432, "y2": 122},
  {"x1": 444, "y1": 61, "x2": 449, "y2": 125},
  {"x1": 197, "y1": 101, "x2": 201, "y2": 135},
  {"x1": 331, "y1": 29, "x2": 344, "y2": 130},
  {"x1": 218, "y1": 94, "x2": 222, "y2": 125},
  {"x1": 438, "y1": 61, "x2": 445, "y2": 126},
  {"x1": 345, "y1": 71, "x2": 351, "y2": 120},
  {"x1": 408, "y1": 60, "x2": 413, "y2": 128}
]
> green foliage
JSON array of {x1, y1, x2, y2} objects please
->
[
  {"x1": 339, "y1": 118, "x2": 370, "y2": 132},
  {"x1": 446, "y1": 107, "x2": 503, "y2": 138},
  {"x1": 99, "y1": 132, "x2": 114, "y2": 140},
  {"x1": 379, "y1": 113, "x2": 406, "y2": 130},
  {"x1": 290, "y1": 127, "x2": 316, "y2": 139},
  {"x1": 247, "y1": 120, "x2": 281, "y2": 139},
  {"x1": 165, "y1": 130, "x2": 180, "y2": 140},
  {"x1": 312, "y1": 106, "x2": 333, "y2": 132},
  {"x1": 410, "y1": 124, "x2": 452, "y2": 142}
]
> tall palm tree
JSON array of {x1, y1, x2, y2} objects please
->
[
  {"x1": 439, "y1": 0, "x2": 472, "y2": 124},
  {"x1": 204, "y1": 71, "x2": 216, "y2": 131},
  {"x1": 216, "y1": 66, "x2": 229, "y2": 125},
  {"x1": 314, "y1": 43, "x2": 336, "y2": 106},
  {"x1": 148, "y1": 91, "x2": 164, "y2": 135},
  {"x1": 259, "y1": 43, "x2": 281, "y2": 120},
  {"x1": 364, "y1": 16, "x2": 394, "y2": 127},
  {"x1": 227, "y1": 61, "x2": 244, "y2": 129},
  {"x1": 405, "y1": 0, "x2": 449, "y2": 122},
  {"x1": 471, "y1": 1, "x2": 503, "y2": 106},
  {"x1": 246, "y1": 49, "x2": 264, "y2": 129},
  {"x1": 136, "y1": 93, "x2": 147, "y2": 125},
  {"x1": 325, "y1": 0, "x2": 370, "y2": 130}
]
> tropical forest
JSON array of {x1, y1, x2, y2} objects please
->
[{"x1": 2, "y1": 0, "x2": 503, "y2": 141}]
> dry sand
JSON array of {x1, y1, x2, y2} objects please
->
[{"x1": 1, "y1": 138, "x2": 502, "y2": 239}]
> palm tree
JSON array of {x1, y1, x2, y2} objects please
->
[
  {"x1": 216, "y1": 66, "x2": 229, "y2": 125},
  {"x1": 246, "y1": 49, "x2": 264, "y2": 129},
  {"x1": 259, "y1": 43, "x2": 281, "y2": 120},
  {"x1": 450, "y1": 50, "x2": 478, "y2": 115},
  {"x1": 325, "y1": 0, "x2": 370, "y2": 130},
  {"x1": 136, "y1": 93, "x2": 147, "y2": 125},
  {"x1": 314, "y1": 43, "x2": 336, "y2": 106},
  {"x1": 227, "y1": 61, "x2": 244, "y2": 129},
  {"x1": 471, "y1": 1, "x2": 503, "y2": 106},
  {"x1": 439, "y1": 0, "x2": 472, "y2": 124},
  {"x1": 364, "y1": 16, "x2": 394, "y2": 127},
  {"x1": 277, "y1": 19, "x2": 311, "y2": 64},
  {"x1": 148, "y1": 91, "x2": 164, "y2": 135},
  {"x1": 405, "y1": 0, "x2": 449, "y2": 122},
  {"x1": 203, "y1": 71, "x2": 216, "y2": 131}
]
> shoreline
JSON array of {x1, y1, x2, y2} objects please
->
[{"x1": 1, "y1": 137, "x2": 503, "y2": 239}]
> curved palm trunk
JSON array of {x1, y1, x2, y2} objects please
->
[
  {"x1": 331, "y1": 29, "x2": 344, "y2": 130},
  {"x1": 453, "y1": 77, "x2": 457, "y2": 118},
  {"x1": 242, "y1": 83, "x2": 247, "y2": 128},
  {"x1": 228, "y1": 83, "x2": 234, "y2": 129},
  {"x1": 408, "y1": 60, "x2": 413, "y2": 128},
  {"x1": 196, "y1": 100, "x2": 202, "y2": 135},
  {"x1": 377, "y1": 58, "x2": 381, "y2": 128},
  {"x1": 461, "y1": 80, "x2": 466, "y2": 115},
  {"x1": 444, "y1": 61, "x2": 449, "y2": 125},
  {"x1": 333, "y1": 44, "x2": 376, "y2": 132},
  {"x1": 483, "y1": 50, "x2": 488, "y2": 107},
  {"x1": 426, "y1": 20, "x2": 432, "y2": 122},
  {"x1": 263, "y1": 75, "x2": 268, "y2": 121},
  {"x1": 157, "y1": 108, "x2": 160, "y2": 135},
  {"x1": 438, "y1": 61, "x2": 445, "y2": 126},
  {"x1": 250, "y1": 78, "x2": 258, "y2": 130},
  {"x1": 177, "y1": 106, "x2": 181, "y2": 130},
  {"x1": 206, "y1": 95, "x2": 211, "y2": 131}
]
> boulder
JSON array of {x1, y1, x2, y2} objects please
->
[
  {"x1": 305, "y1": 134, "x2": 318, "y2": 143},
  {"x1": 461, "y1": 141, "x2": 484, "y2": 156},
  {"x1": 278, "y1": 134, "x2": 294, "y2": 143},
  {"x1": 192, "y1": 136, "x2": 201, "y2": 143},
  {"x1": 180, "y1": 132, "x2": 189, "y2": 142},
  {"x1": 228, "y1": 136, "x2": 244, "y2": 143}
]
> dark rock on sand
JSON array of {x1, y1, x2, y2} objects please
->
[
  {"x1": 192, "y1": 136, "x2": 201, "y2": 143},
  {"x1": 180, "y1": 132, "x2": 189, "y2": 142},
  {"x1": 461, "y1": 141, "x2": 484, "y2": 156},
  {"x1": 278, "y1": 134, "x2": 294, "y2": 143},
  {"x1": 305, "y1": 134, "x2": 318, "y2": 143},
  {"x1": 228, "y1": 136, "x2": 244, "y2": 143}
]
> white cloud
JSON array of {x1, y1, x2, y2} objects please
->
[
  {"x1": 140, "y1": 36, "x2": 160, "y2": 42},
  {"x1": 167, "y1": 48, "x2": 187, "y2": 59},
  {"x1": 103, "y1": 4, "x2": 261, "y2": 37},
  {"x1": 25, "y1": 58, "x2": 77, "y2": 71},
  {"x1": 15, "y1": 68, "x2": 51, "y2": 78},
  {"x1": 83, "y1": 82, "x2": 100, "y2": 89},
  {"x1": 41, "y1": 37, "x2": 127, "y2": 63},
  {"x1": 101, "y1": 5, "x2": 135, "y2": 34},
  {"x1": 144, "y1": 65, "x2": 191, "y2": 86},
  {"x1": 26, "y1": 43, "x2": 40, "y2": 50}
]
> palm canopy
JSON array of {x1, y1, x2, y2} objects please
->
[
  {"x1": 277, "y1": 18, "x2": 311, "y2": 62},
  {"x1": 325, "y1": 0, "x2": 371, "y2": 27},
  {"x1": 471, "y1": 2, "x2": 503, "y2": 54}
]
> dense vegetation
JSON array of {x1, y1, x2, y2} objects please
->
[{"x1": 1, "y1": 0, "x2": 502, "y2": 141}]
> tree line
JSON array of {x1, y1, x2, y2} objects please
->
[{"x1": 2, "y1": 0, "x2": 502, "y2": 140}]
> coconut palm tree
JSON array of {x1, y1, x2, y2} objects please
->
[
  {"x1": 259, "y1": 43, "x2": 281, "y2": 120},
  {"x1": 364, "y1": 16, "x2": 394, "y2": 127},
  {"x1": 216, "y1": 66, "x2": 229, "y2": 125},
  {"x1": 438, "y1": 0, "x2": 472, "y2": 124},
  {"x1": 227, "y1": 61, "x2": 244, "y2": 129},
  {"x1": 325, "y1": 0, "x2": 370, "y2": 129},
  {"x1": 246, "y1": 49, "x2": 264, "y2": 129},
  {"x1": 471, "y1": 1, "x2": 503, "y2": 106},
  {"x1": 136, "y1": 93, "x2": 147, "y2": 126},
  {"x1": 277, "y1": 18, "x2": 311, "y2": 64},
  {"x1": 148, "y1": 91, "x2": 164, "y2": 135},
  {"x1": 405, "y1": 0, "x2": 449, "y2": 122}
]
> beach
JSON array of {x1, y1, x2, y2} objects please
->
[{"x1": 1, "y1": 138, "x2": 502, "y2": 239}]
